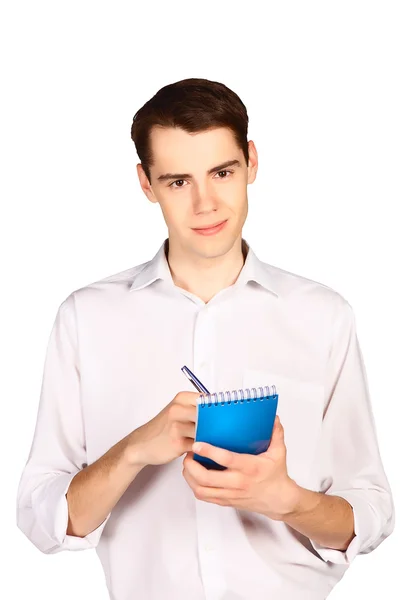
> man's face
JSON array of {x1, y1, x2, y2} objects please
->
[{"x1": 137, "y1": 126, "x2": 258, "y2": 259}]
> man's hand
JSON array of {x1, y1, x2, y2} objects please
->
[
  {"x1": 128, "y1": 391, "x2": 200, "y2": 467},
  {"x1": 182, "y1": 415, "x2": 300, "y2": 520}
]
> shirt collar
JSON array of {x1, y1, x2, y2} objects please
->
[{"x1": 129, "y1": 238, "x2": 280, "y2": 297}]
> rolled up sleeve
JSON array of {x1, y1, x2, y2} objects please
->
[
  {"x1": 16, "y1": 293, "x2": 110, "y2": 554},
  {"x1": 310, "y1": 298, "x2": 395, "y2": 564}
]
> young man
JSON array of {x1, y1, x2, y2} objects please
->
[{"x1": 17, "y1": 78, "x2": 394, "y2": 600}]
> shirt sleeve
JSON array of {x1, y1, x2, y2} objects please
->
[
  {"x1": 16, "y1": 293, "x2": 111, "y2": 554},
  {"x1": 309, "y1": 298, "x2": 395, "y2": 565}
]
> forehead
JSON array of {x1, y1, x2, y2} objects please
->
[{"x1": 149, "y1": 126, "x2": 242, "y2": 171}]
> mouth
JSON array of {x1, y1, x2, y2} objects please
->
[{"x1": 192, "y1": 219, "x2": 228, "y2": 236}]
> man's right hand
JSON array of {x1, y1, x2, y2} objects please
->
[{"x1": 127, "y1": 391, "x2": 200, "y2": 467}]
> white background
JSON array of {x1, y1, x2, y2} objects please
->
[{"x1": 1, "y1": 1, "x2": 398, "y2": 598}]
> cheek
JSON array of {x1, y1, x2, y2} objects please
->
[
  {"x1": 229, "y1": 193, "x2": 248, "y2": 224},
  {"x1": 158, "y1": 201, "x2": 174, "y2": 223},
  {"x1": 159, "y1": 201, "x2": 187, "y2": 231},
  {"x1": 228, "y1": 182, "x2": 248, "y2": 213}
]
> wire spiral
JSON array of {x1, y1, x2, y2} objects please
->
[{"x1": 199, "y1": 385, "x2": 277, "y2": 407}]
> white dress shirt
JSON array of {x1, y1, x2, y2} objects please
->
[{"x1": 16, "y1": 238, "x2": 394, "y2": 600}]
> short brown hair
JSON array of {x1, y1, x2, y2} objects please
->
[{"x1": 131, "y1": 78, "x2": 249, "y2": 183}]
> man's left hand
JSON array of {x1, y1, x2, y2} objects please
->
[{"x1": 182, "y1": 415, "x2": 300, "y2": 521}]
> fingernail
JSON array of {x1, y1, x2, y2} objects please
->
[{"x1": 193, "y1": 442, "x2": 202, "y2": 452}]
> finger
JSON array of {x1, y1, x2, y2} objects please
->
[
  {"x1": 176, "y1": 437, "x2": 196, "y2": 454},
  {"x1": 192, "y1": 442, "x2": 256, "y2": 473},
  {"x1": 183, "y1": 452, "x2": 246, "y2": 489},
  {"x1": 266, "y1": 415, "x2": 285, "y2": 452},
  {"x1": 182, "y1": 463, "x2": 248, "y2": 501},
  {"x1": 176, "y1": 391, "x2": 201, "y2": 407},
  {"x1": 169, "y1": 403, "x2": 197, "y2": 424},
  {"x1": 171, "y1": 422, "x2": 196, "y2": 439}
]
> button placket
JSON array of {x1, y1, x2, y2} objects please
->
[
  {"x1": 193, "y1": 306, "x2": 226, "y2": 599},
  {"x1": 193, "y1": 306, "x2": 216, "y2": 388},
  {"x1": 195, "y1": 501, "x2": 227, "y2": 599}
]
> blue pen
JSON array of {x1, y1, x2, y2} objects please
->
[{"x1": 181, "y1": 365, "x2": 210, "y2": 394}]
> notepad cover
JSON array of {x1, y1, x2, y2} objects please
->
[{"x1": 194, "y1": 392, "x2": 279, "y2": 470}]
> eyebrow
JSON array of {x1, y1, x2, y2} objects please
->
[{"x1": 156, "y1": 159, "x2": 242, "y2": 182}]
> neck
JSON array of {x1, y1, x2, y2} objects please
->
[{"x1": 165, "y1": 237, "x2": 248, "y2": 304}]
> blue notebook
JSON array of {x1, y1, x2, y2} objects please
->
[{"x1": 194, "y1": 385, "x2": 279, "y2": 470}]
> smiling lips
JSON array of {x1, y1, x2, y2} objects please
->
[{"x1": 192, "y1": 220, "x2": 228, "y2": 236}]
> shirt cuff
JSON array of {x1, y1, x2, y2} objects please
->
[
  {"x1": 31, "y1": 472, "x2": 111, "y2": 551},
  {"x1": 309, "y1": 490, "x2": 375, "y2": 565}
]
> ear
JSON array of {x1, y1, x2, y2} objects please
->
[
  {"x1": 247, "y1": 140, "x2": 258, "y2": 184},
  {"x1": 136, "y1": 163, "x2": 158, "y2": 204}
]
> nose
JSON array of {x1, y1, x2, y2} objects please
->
[{"x1": 192, "y1": 181, "x2": 219, "y2": 215}]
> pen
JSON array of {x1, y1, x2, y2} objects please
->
[{"x1": 181, "y1": 365, "x2": 210, "y2": 394}]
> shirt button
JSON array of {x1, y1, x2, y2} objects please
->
[{"x1": 204, "y1": 544, "x2": 214, "y2": 553}]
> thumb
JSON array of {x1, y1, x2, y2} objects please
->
[{"x1": 266, "y1": 415, "x2": 285, "y2": 453}]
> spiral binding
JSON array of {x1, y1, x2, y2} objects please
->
[{"x1": 199, "y1": 385, "x2": 277, "y2": 407}]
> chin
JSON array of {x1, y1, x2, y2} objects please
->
[{"x1": 192, "y1": 237, "x2": 239, "y2": 259}]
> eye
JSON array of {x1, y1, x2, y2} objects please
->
[
  {"x1": 216, "y1": 169, "x2": 233, "y2": 178},
  {"x1": 169, "y1": 179, "x2": 187, "y2": 189},
  {"x1": 168, "y1": 169, "x2": 233, "y2": 189}
]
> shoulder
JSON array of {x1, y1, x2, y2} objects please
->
[
  {"x1": 57, "y1": 259, "x2": 149, "y2": 315},
  {"x1": 260, "y1": 259, "x2": 354, "y2": 322}
]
